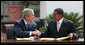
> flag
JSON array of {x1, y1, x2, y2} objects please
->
[{"x1": 1, "y1": 25, "x2": 3, "y2": 40}]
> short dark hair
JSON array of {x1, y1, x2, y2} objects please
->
[{"x1": 54, "y1": 8, "x2": 64, "y2": 16}]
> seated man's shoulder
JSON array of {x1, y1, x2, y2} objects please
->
[
  {"x1": 50, "y1": 19, "x2": 56, "y2": 23},
  {"x1": 31, "y1": 22, "x2": 37, "y2": 26},
  {"x1": 64, "y1": 18, "x2": 74, "y2": 24},
  {"x1": 14, "y1": 19, "x2": 23, "y2": 24},
  {"x1": 16, "y1": 19, "x2": 22, "y2": 22}
]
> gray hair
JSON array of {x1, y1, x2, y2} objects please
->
[{"x1": 22, "y1": 8, "x2": 34, "y2": 18}]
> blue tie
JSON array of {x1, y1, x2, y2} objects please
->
[{"x1": 26, "y1": 23, "x2": 30, "y2": 31}]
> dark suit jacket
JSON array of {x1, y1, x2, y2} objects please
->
[
  {"x1": 41, "y1": 18, "x2": 78, "y2": 40},
  {"x1": 13, "y1": 19, "x2": 37, "y2": 38}
]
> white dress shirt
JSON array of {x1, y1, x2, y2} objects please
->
[{"x1": 56, "y1": 18, "x2": 64, "y2": 31}]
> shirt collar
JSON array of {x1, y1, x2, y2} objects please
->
[
  {"x1": 59, "y1": 18, "x2": 63, "y2": 23},
  {"x1": 57, "y1": 17, "x2": 64, "y2": 23},
  {"x1": 24, "y1": 19, "x2": 29, "y2": 25}
]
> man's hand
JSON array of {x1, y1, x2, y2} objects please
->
[
  {"x1": 68, "y1": 33, "x2": 73, "y2": 39},
  {"x1": 31, "y1": 30, "x2": 41, "y2": 37},
  {"x1": 31, "y1": 31, "x2": 37, "y2": 36},
  {"x1": 29, "y1": 36, "x2": 34, "y2": 40},
  {"x1": 36, "y1": 30, "x2": 41, "y2": 37}
]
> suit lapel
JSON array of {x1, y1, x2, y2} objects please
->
[
  {"x1": 53, "y1": 21, "x2": 57, "y2": 33},
  {"x1": 51, "y1": 19, "x2": 58, "y2": 33},
  {"x1": 59, "y1": 19, "x2": 66, "y2": 32},
  {"x1": 20, "y1": 19, "x2": 26, "y2": 31}
]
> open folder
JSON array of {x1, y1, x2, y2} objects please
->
[{"x1": 40, "y1": 36, "x2": 71, "y2": 41}]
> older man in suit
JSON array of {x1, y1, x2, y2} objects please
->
[
  {"x1": 35, "y1": 8, "x2": 78, "y2": 40},
  {"x1": 13, "y1": 8, "x2": 39, "y2": 38}
]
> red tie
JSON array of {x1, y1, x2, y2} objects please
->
[{"x1": 57, "y1": 21, "x2": 59, "y2": 32}]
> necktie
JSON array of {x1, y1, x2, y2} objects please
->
[
  {"x1": 57, "y1": 21, "x2": 60, "y2": 32},
  {"x1": 26, "y1": 23, "x2": 30, "y2": 31}
]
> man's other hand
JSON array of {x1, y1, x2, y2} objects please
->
[{"x1": 31, "y1": 30, "x2": 41, "y2": 37}]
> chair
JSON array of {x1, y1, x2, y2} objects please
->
[{"x1": 5, "y1": 24, "x2": 15, "y2": 39}]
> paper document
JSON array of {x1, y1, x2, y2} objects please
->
[
  {"x1": 40, "y1": 38, "x2": 55, "y2": 41},
  {"x1": 40, "y1": 36, "x2": 70, "y2": 41},
  {"x1": 16, "y1": 36, "x2": 70, "y2": 41},
  {"x1": 16, "y1": 37, "x2": 34, "y2": 41}
]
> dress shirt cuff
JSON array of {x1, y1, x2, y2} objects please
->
[{"x1": 30, "y1": 31, "x2": 32, "y2": 36}]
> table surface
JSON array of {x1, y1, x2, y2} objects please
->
[{"x1": 1, "y1": 38, "x2": 84, "y2": 44}]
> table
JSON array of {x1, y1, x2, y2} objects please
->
[{"x1": 1, "y1": 38, "x2": 84, "y2": 44}]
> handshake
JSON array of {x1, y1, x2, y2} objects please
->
[{"x1": 31, "y1": 30, "x2": 41, "y2": 37}]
